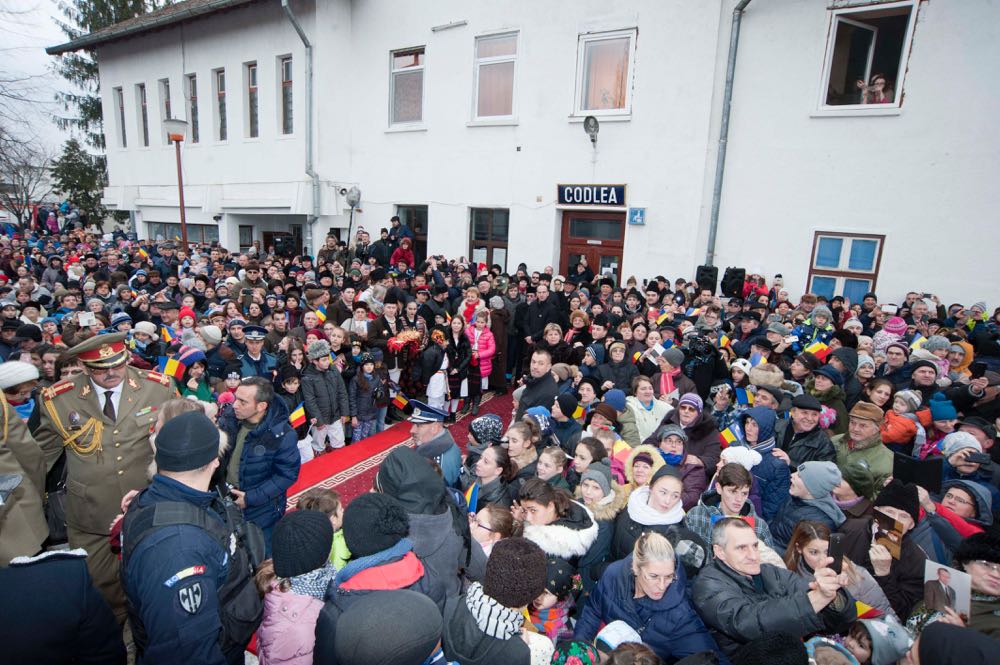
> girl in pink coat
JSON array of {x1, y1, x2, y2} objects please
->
[{"x1": 466, "y1": 310, "x2": 496, "y2": 416}]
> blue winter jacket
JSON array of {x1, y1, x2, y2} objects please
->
[
  {"x1": 574, "y1": 555, "x2": 723, "y2": 663},
  {"x1": 218, "y1": 397, "x2": 300, "y2": 530},
  {"x1": 740, "y1": 407, "x2": 791, "y2": 522}
]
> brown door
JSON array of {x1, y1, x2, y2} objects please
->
[{"x1": 559, "y1": 210, "x2": 626, "y2": 286}]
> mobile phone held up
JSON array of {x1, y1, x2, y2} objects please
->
[
  {"x1": 828, "y1": 533, "x2": 845, "y2": 574},
  {"x1": 970, "y1": 361, "x2": 988, "y2": 379}
]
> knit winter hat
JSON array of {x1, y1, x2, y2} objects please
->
[
  {"x1": 489, "y1": 295, "x2": 504, "y2": 310},
  {"x1": 812, "y1": 306, "x2": 833, "y2": 323},
  {"x1": 306, "y1": 339, "x2": 332, "y2": 360},
  {"x1": 733, "y1": 632, "x2": 808, "y2": 665},
  {"x1": 841, "y1": 462, "x2": 876, "y2": 500},
  {"x1": 955, "y1": 529, "x2": 1000, "y2": 567},
  {"x1": 581, "y1": 462, "x2": 613, "y2": 497},
  {"x1": 923, "y1": 335, "x2": 951, "y2": 353},
  {"x1": 859, "y1": 619, "x2": 914, "y2": 665},
  {"x1": 814, "y1": 364, "x2": 844, "y2": 387},
  {"x1": 677, "y1": 392, "x2": 704, "y2": 414},
  {"x1": 110, "y1": 311, "x2": 132, "y2": 327},
  {"x1": 885, "y1": 342, "x2": 910, "y2": 359},
  {"x1": 910, "y1": 359, "x2": 940, "y2": 377},
  {"x1": 0, "y1": 361, "x2": 39, "y2": 390},
  {"x1": 544, "y1": 557, "x2": 576, "y2": 599},
  {"x1": 154, "y1": 411, "x2": 220, "y2": 472},
  {"x1": 874, "y1": 480, "x2": 920, "y2": 525},
  {"x1": 483, "y1": 537, "x2": 547, "y2": 608},
  {"x1": 884, "y1": 317, "x2": 908, "y2": 335},
  {"x1": 662, "y1": 347, "x2": 685, "y2": 367},
  {"x1": 929, "y1": 393, "x2": 958, "y2": 421},
  {"x1": 333, "y1": 590, "x2": 443, "y2": 665},
  {"x1": 844, "y1": 318, "x2": 864, "y2": 332},
  {"x1": 731, "y1": 358, "x2": 752, "y2": 375},
  {"x1": 940, "y1": 431, "x2": 983, "y2": 456},
  {"x1": 134, "y1": 321, "x2": 158, "y2": 337},
  {"x1": 198, "y1": 325, "x2": 223, "y2": 346},
  {"x1": 469, "y1": 414, "x2": 504, "y2": 446},
  {"x1": 272, "y1": 510, "x2": 334, "y2": 578},
  {"x1": 178, "y1": 306, "x2": 197, "y2": 322},
  {"x1": 893, "y1": 390, "x2": 922, "y2": 412},
  {"x1": 797, "y1": 461, "x2": 842, "y2": 499},
  {"x1": 342, "y1": 493, "x2": 410, "y2": 558},
  {"x1": 656, "y1": 423, "x2": 689, "y2": 443},
  {"x1": 556, "y1": 393, "x2": 579, "y2": 419},
  {"x1": 524, "y1": 407, "x2": 553, "y2": 437},
  {"x1": 603, "y1": 388, "x2": 627, "y2": 412},
  {"x1": 795, "y1": 352, "x2": 822, "y2": 372},
  {"x1": 857, "y1": 354, "x2": 876, "y2": 370}
]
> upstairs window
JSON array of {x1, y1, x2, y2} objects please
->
[
  {"x1": 574, "y1": 29, "x2": 637, "y2": 117},
  {"x1": 246, "y1": 62, "x2": 259, "y2": 138},
  {"x1": 280, "y1": 56, "x2": 293, "y2": 134},
  {"x1": 818, "y1": 0, "x2": 917, "y2": 111},
  {"x1": 136, "y1": 83, "x2": 149, "y2": 146},
  {"x1": 214, "y1": 69, "x2": 227, "y2": 141},
  {"x1": 159, "y1": 78, "x2": 171, "y2": 143},
  {"x1": 474, "y1": 33, "x2": 517, "y2": 119},
  {"x1": 390, "y1": 47, "x2": 424, "y2": 125},
  {"x1": 114, "y1": 87, "x2": 127, "y2": 148},
  {"x1": 187, "y1": 74, "x2": 199, "y2": 143}
]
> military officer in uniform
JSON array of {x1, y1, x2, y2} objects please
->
[
  {"x1": 0, "y1": 388, "x2": 48, "y2": 566},
  {"x1": 34, "y1": 332, "x2": 177, "y2": 620}
]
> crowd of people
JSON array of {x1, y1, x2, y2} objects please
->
[{"x1": 1, "y1": 219, "x2": 1000, "y2": 665}]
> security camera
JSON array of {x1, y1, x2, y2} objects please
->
[
  {"x1": 212, "y1": 214, "x2": 222, "y2": 222},
  {"x1": 339, "y1": 187, "x2": 348, "y2": 196}
]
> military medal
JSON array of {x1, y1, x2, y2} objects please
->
[{"x1": 68, "y1": 411, "x2": 81, "y2": 428}]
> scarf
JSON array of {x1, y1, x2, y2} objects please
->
[
  {"x1": 658, "y1": 369, "x2": 677, "y2": 397},
  {"x1": 627, "y1": 486, "x2": 685, "y2": 526},
  {"x1": 834, "y1": 495, "x2": 866, "y2": 510},
  {"x1": 802, "y1": 495, "x2": 846, "y2": 526},
  {"x1": 465, "y1": 582, "x2": 523, "y2": 640},
  {"x1": 751, "y1": 437, "x2": 776, "y2": 456},
  {"x1": 333, "y1": 538, "x2": 413, "y2": 588},
  {"x1": 289, "y1": 562, "x2": 336, "y2": 600}
]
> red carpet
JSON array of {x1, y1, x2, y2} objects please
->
[{"x1": 285, "y1": 391, "x2": 517, "y2": 507}]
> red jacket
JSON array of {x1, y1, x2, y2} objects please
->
[{"x1": 465, "y1": 325, "x2": 497, "y2": 377}]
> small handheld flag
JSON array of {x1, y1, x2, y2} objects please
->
[
  {"x1": 137, "y1": 247, "x2": 149, "y2": 260},
  {"x1": 315, "y1": 306, "x2": 327, "y2": 324},
  {"x1": 719, "y1": 334, "x2": 731, "y2": 349},
  {"x1": 720, "y1": 422, "x2": 743, "y2": 449},
  {"x1": 804, "y1": 341, "x2": 831, "y2": 361},
  {"x1": 855, "y1": 600, "x2": 882, "y2": 619},
  {"x1": 909, "y1": 334, "x2": 926, "y2": 350},
  {"x1": 734, "y1": 387, "x2": 754, "y2": 406},
  {"x1": 749, "y1": 352, "x2": 767, "y2": 367},
  {"x1": 160, "y1": 325, "x2": 174, "y2": 343},
  {"x1": 391, "y1": 393, "x2": 410, "y2": 411},
  {"x1": 656, "y1": 311, "x2": 672, "y2": 325},
  {"x1": 289, "y1": 402, "x2": 307, "y2": 428},
  {"x1": 572, "y1": 404, "x2": 586, "y2": 420},
  {"x1": 464, "y1": 483, "x2": 479, "y2": 513}
]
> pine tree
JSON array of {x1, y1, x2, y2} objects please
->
[
  {"x1": 50, "y1": 138, "x2": 108, "y2": 230},
  {"x1": 53, "y1": 1, "x2": 168, "y2": 149}
]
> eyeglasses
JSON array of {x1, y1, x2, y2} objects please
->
[
  {"x1": 943, "y1": 491, "x2": 975, "y2": 507},
  {"x1": 970, "y1": 560, "x2": 1000, "y2": 574},
  {"x1": 467, "y1": 514, "x2": 494, "y2": 532},
  {"x1": 639, "y1": 570, "x2": 675, "y2": 584}
]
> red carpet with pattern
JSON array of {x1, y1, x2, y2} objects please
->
[{"x1": 285, "y1": 391, "x2": 516, "y2": 507}]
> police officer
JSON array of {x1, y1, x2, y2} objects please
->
[
  {"x1": 34, "y1": 332, "x2": 177, "y2": 620},
  {"x1": 121, "y1": 411, "x2": 262, "y2": 665},
  {"x1": 239, "y1": 325, "x2": 277, "y2": 378}
]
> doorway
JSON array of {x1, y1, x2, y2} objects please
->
[{"x1": 559, "y1": 210, "x2": 626, "y2": 286}]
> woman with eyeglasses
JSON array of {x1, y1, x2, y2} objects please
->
[
  {"x1": 574, "y1": 531, "x2": 721, "y2": 662},
  {"x1": 468, "y1": 503, "x2": 519, "y2": 558},
  {"x1": 918, "y1": 480, "x2": 993, "y2": 549}
]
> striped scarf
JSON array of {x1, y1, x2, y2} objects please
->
[{"x1": 465, "y1": 582, "x2": 523, "y2": 640}]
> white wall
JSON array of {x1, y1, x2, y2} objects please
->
[{"x1": 712, "y1": 0, "x2": 1000, "y2": 305}]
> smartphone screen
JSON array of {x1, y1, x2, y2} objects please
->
[
  {"x1": 971, "y1": 362, "x2": 988, "y2": 379},
  {"x1": 828, "y1": 533, "x2": 845, "y2": 574}
]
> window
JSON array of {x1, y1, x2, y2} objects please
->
[
  {"x1": 238, "y1": 225, "x2": 254, "y2": 251},
  {"x1": 818, "y1": 0, "x2": 916, "y2": 110},
  {"x1": 136, "y1": 83, "x2": 149, "y2": 146},
  {"x1": 186, "y1": 74, "x2": 199, "y2": 143},
  {"x1": 574, "y1": 29, "x2": 637, "y2": 117},
  {"x1": 245, "y1": 62, "x2": 259, "y2": 138},
  {"x1": 280, "y1": 56, "x2": 293, "y2": 134},
  {"x1": 807, "y1": 232, "x2": 885, "y2": 301},
  {"x1": 390, "y1": 47, "x2": 424, "y2": 125},
  {"x1": 158, "y1": 78, "x2": 172, "y2": 144},
  {"x1": 147, "y1": 222, "x2": 219, "y2": 244},
  {"x1": 113, "y1": 87, "x2": 127, "y2": 148},
  {"x1": 474, "y1": 33, "x2": 517, "y2": 119},
  {"x1": 396, "y1": 205, "x2": 428, "y2": 265},
  {"x1": 214, "y1": 69, "x2": 227, "y2": 141},
  {"x1": 470, "y1": 208, "x2": 510, "y2": 271}
]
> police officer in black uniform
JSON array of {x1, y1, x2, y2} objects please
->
[{"x1": 121, "y1": 411, "x2": 263, "y2": 665}]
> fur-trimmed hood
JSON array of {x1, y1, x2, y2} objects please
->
[
  {"x1": 522, "y1": 500, "x2": 600, "y2": 558},
  {"x1": 624, "y1": 444, "x2": 665, "y2": 487},
  {"x1": 575, "y1": 483, "x2": 628, "y2": 521}
]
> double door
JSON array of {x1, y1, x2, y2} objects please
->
[{"x1": 558, "y1": 210, "x2": 626, "y2": 286}]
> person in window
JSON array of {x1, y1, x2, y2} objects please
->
[{"x1": 856, "y1": 73, "x2": 895, "y2": 104}]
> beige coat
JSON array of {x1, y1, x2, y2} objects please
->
[{"x1": 0, "y1": 395, "x2": 48, "y2": 564}]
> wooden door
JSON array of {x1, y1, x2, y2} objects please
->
[{"x1": 559, "y1": 210, "x2": 626, "y2": 286}]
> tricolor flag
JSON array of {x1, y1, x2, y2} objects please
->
[
  {"x1": 749, "y1": 352, "x2": 767, "y2": 367},
  {"x1": 137, "y1": 247, "x2": 149, "y2": 260},
  {"x1": 160, "y1": 325, "x2": 175, "y2": 343},
  {"x1": 315, "y1": 306, "x2": 327, "y2": 323},
  {"x1": 855, "y1": 600, "x2": 882, "y2": 619},
  {"x1": 720, "y1": 422, "x2": 743, "y2": 449},
  {"x1": 392, "y1": 393, "x2": 409, "y2": 411},
  {"x1": 719, "y1": 334, "x2": 731, "y2": 349},
  {"x1": 656, "y1": 311, "x2": 672, "y2": 325},
  {"x1": 632, "y1": 351, "x2": 643, "y2": 364},
  {"x1": 734, "y1": 387, "x2": 754, "y2": 406},
  {"x1": 161, "y1": 357, "x2": 184, "y2": 379},
  {"x1": 804, "y1": 341, "x2": 831, "y2": 361},
  {"x1": 685, "y1": 307, "x2": 703, "y2": 318},
  {"x1": 572, "y1": 404, "x2": 586, "y2": 420},
  {"x1": 289, "y1": 402, "x2": 307, "y2": 428},
  {"x1": 909, "y1": 334, "x2": 926, "y2": 350},
  {"x1": 464, "y1": 483, "x2": 479, "y2": 513}
]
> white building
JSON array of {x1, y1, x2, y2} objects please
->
[{"x1": 48, "y1": 0, "x2": 1000, "y2": 305}]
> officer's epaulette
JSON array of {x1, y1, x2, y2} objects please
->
[
  {"x1": 42, "y1": 380, "x2": 75, "y2": 401},
  {"x1": 145, "y1": 370, "x2": 173, "y2": 387}
]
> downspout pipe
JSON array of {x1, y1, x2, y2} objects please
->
[
  {"x1": 705, "y1": 0, "x2": 752, "y2": 267},
  {"x1": 281, "y1": 0, "x2": 320, "y2": 255}
]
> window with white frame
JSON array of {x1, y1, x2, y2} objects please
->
[
  {"x1": 474, "y1": 33, "x2": 517, "y2": 119},
  {"x1": 158, "y1": 78, "x2": 171, "y2": 143},
  {"x1": 186, "y1": 74, "x2": 199, "y2": 143},
  {"x1": 390, "y1": 47, "x2": 424, "y2": 125},
  {"x1": 807, "y1": 232, "x2": 885, "y2": 303},
  {"x1": 280, "y1": 56, "x2": 293, "y2": 134},
  {"x1": 136, "y1": 83, "x2": 149, "y2": 146},
  {"x1": 213, "y1": 68, "x2": 227, "y2": 141},
  {"x1": 574, "y1": 29, "x2": 637, "y2": 117},
  {"x1": 113, "y1": 87, "x2": 127, "y2": 148},
  {"x1": 818, "y1": 0, "x2": 916, "y2": 109},
  {"x1": 245, "y1": 62, "x2": 259, "y2": 138}
]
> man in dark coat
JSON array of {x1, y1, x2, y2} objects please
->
[
  {"x1": 829, "y1": 347, "x2": 863, "y2": 409},
  {"x1": 524, "y1": 283, "x2": 560, "y2": 344},
  {"x1": 515, "y1": 349, "x2": 560, "y2": 421},
  {"x1": 774, "y1": 394, "x2": 836, "y2": 469},
  {"x1": 218, "y1": 377, "x2": 300, "y2": 553},
  {"x1": 693, "y1": 518, "x2": 856, "y2": 659}
]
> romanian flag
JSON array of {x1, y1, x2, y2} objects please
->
[
  {"x1": 137, "y1": 247, "x2": 149, "y2": 260},
  {"x1": 685, "y1": 307, "x2": 703, "y2": 318},
  {"x1": 632, "y1": 351, "x2": 643, "y2": 364},
  {"x1": 855, "y1": 600, "x2": 882, "y2": 619},
  {"x1": 749, "y1": 352, "x2": 767, "y2": 367},
  {"x1": 720, "y1": 422, "x2": 743, "y2": 449},
  {"x1": 656, "y1": 311, "x2": 672, "y2": 325},
  {"x1": 289, "y1": 402, "x2": 306, "y2": 428},
  {"x1": 804, "y1": 341, "x2": 831, "y2": 361},
  {"x1": 572, "y1": 404, "x2": 586, "y2": 420},
  {"x1": 160, "y1": 325, "x2": 174, "y2": 343},
  {"x1": 734, "y1": 387, "x2": 754, "y2": 406},
  {"x1": 464, "y1": 483, "x2": 479, "y2": 513},
  {"x1": 156, "y1": 356, "x2": 169, "y2": 373},
  {"x1": 910, "y1": 334, "x2": 926, "y2": 350},
  {"x1": 315, "y1": 306, "x2": 327, "y2": 323},
  {"x1": 719, "y1": 334, "x2": 731, "y2": 349},
  {"x1": 162, "y1": 357, "x2": 184, "y2": 379},
  {"x1": 391, "y1": 393, "x2": 409, "y2": 411}
]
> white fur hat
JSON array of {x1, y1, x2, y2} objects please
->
[{"x1": 0, "y1": 361, "x2": 40, "y2": 390}]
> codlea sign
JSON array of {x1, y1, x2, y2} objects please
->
[{"x1": 557, "y1": 184, "x2": 626, "y2": 206}]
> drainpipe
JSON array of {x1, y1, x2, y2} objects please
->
[
  {"x1": 281, "y1": 0, "x2": 320, "y2": 255},
  {"x1": 705, "y1": 0, "x2": 752, "y2": 267}
]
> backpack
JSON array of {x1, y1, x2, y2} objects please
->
[{"x1": 122, "y1": 494, "x2": 265, "y2": 655}]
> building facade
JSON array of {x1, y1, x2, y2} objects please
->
[{"x1": 49, "y1": 0, "x2": 1000, "y2": 304}]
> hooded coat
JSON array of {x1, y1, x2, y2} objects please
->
[
  {"x1": 574, "y1": 555, "x2": 721, "y2": 662},
  {"x1": 806, "y1": 378, "x2": 850, "y2": 436},
  {"x1": 522, "y1": 500, "x2": 600, "y2": 563},
  {"x1": 621, "y1": 395, "x2": 672, "y2": 448},
  {"x1": 596, "y1": 356, "x2": 640, "y2": 392},
  {"x1": 831, "y1": 347, "x2": 863, "y2": 409},
  {"x1": 643, "y1": 408, "x2": 722, "y2": 472},
  {"x1": 739, "y1": 407, "x2": 792, "y2": 522},
  {"x1": 376, "y1": 448, "x2": 472, "y2": 608},
  {"x1": 770, "y1": 495, "x2": 845, "y2": 553}
]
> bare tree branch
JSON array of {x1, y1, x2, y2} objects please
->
[{"x1": 0, "y1": 125, "x2": 55, "y2": 224}]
